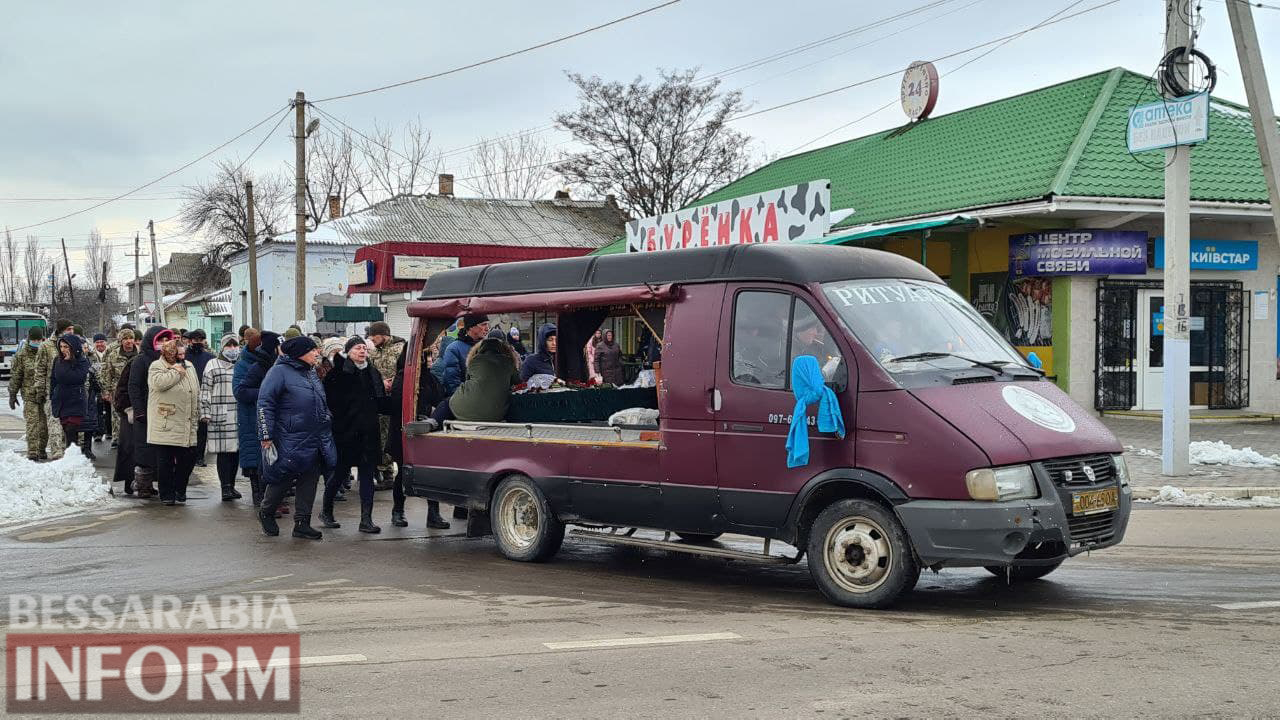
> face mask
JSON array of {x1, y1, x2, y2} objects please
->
[
  {"x1": 223, "y1": 347, "x2": 241, "y2": 361},
  {"x1": 29, "y1": 341, "x2": 40, "y2": 349}
]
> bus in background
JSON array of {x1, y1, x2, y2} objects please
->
[{"x1": 0, "y1": 311, "x2": 48, "y2": 380}]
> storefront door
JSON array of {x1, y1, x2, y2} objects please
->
[
  {"x1": 1136, "y1": 290, "x2": 1165, "y2": 410},
  {"x1": 1128, "y1": 286, "x2": 1246, "y2": 411}
]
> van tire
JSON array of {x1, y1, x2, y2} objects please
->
[
  {"x1": 807, "y1": 499, "x2": 919, "y2": 609},
  {"x1": 984, "y1": 561, "x2": 1063, "y2": 581},
  {"x1": 676, "y1": 532, "x2": 722, "y2": 543},
  {"x1": 491, "y1": 475, "x2": 564, "y2": 563}
]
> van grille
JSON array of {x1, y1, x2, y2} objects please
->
[
  {"x1": 1067, "y1": 511, "x2": 1117, "y2": 543},
  {"x1": 1042, "y1": 454, "x2": 1117, "y2": 487}
]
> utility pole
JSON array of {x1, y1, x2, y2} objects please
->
[
  {"x1": 1162, "y1": 0, "x2": 1193, "y2": 477},
  {"x1": 1227, "y1": 0, "x2": 1280, "y2": 246},
  {"x1": 148, "y1": 220, "x2": 163, "y2": 327},
  {"x1": 59, "y1": 238, "x2": 74, "y2": 313},
  {"x1": 246, "y1": 180, "x2": 261, "y2": 328},
  {"x1": 98, "y1": 260, "x2": 108, "y2": 334},
  {"x1": 131, "y1": 232, "x2": 142, "y2": 316},
  {"x1": 294, "y1": 90, "x2": 307, "y2": 326},
  {"x1": 50, "y1": 263, "x2": 58, "y2": 318}
]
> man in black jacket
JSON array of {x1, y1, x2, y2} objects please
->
[
  {"x1": 127, "y1": 326, "x2": 175, "y2": 499},
  {"x1": 184, "y1": 329, "x2": 215, "y2": 466}
]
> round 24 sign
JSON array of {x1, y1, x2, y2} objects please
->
[{"x1": 900, "y1": 61, "x2": 939, "y2": 121}]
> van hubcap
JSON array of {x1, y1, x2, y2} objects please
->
[
  {"x1": 824, "y1": 517, "x2": 892, "y2": 593},
  {"x1": 498, "y1": 487, "x2": 539, "y2": 549}
]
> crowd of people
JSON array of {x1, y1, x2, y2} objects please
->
[{"x1": 6, "y1": 312, "x2": 646, "y2": 540}]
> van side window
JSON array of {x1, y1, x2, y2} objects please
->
[
  {"x1": 732, "y1": 291, "x2": 790, "y2": 389},
  {"x1": 791, "y1": 300, "x2": 844, "y2": 386}
]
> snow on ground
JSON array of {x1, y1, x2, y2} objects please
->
[
  {"x1": 1140, "y1": 486, "x2": 1280, "y2": 508},
  {"x1": 0, "y1": 438, "x2": 112, "y2": 522},
  {"x1": 1126, "y1": 441, "x2": 1280, "y2": 468},
  {"x1": 0, "y1": 388, "x2": 22, "y2": 420}
]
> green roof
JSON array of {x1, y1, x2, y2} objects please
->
[
  {"x1": 590, "y1": 236, "x2": 626, "y2": 255},
  {"x1": 698, "y1": 68, "x2": 1272, "y2": 227}
]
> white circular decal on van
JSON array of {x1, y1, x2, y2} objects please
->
[{"x1": 1001, "y1": 385, "x2": 1076, "y2": 433}]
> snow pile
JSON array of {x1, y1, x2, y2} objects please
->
[
  {"x1": 1127, "y1": 441, "x2": 1280, "y2": 467},
  {"x1": 0, "y1": 389, "x2": 22, "y2": 419},
  {"x1": 0, "y1": 439, "x2": 112, "y2": 522},
  {"x1": 1142, "y1": 486, "x2": 1280, "y2": 508}
]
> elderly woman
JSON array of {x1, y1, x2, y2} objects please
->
[
  {"x1": 50, "y1": 333, "x2": 94, "y2": 459},
  {"x1": 321, "y1": 337, "x2": 385, "y2": 534},
  {"x1": 147, "y1": 339, "x2": 201, "y2": 506},
  {"x1": 200, "y1": 334, "x2": 242, "y2": 502}
]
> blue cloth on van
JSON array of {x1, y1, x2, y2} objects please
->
[{"x1": 786, "y1": 355, "x2": 845, "y2": 468}]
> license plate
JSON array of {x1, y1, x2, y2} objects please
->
[{"x1": 1072, "y1": 487, "x2": 1119, "y2": 515}]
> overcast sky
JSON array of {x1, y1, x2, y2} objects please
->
[{"x1": 2, "y1": 0, "x2": 1278, "y2": 285}]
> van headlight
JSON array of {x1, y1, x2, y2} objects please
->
[
  {"x1": 965, "y1": 465, "x2": 1038, "y2": 501},
  {"x1": 1113, "y1": 454, "x2": 1131, "y2": 493}
]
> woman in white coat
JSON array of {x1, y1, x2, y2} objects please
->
[{"x1": 200, "y1": 334, "x2": 242, "y2": 501}]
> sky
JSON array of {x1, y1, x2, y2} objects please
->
[{"x1": 1, "y1": 0, "x2": 1278, "y2": 288}]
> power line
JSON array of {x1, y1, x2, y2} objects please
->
[{"x1": 311, "y1": 0, "x2": 683, "y2": 103}]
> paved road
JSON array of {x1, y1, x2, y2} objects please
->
[{"x1": 2, "y1": 479, "x2": 1278, "y2": 718}]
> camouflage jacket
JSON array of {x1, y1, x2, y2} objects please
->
[
  {"x1": 6, "y1": 342, "x2": 44, "y2": 402},
  {"x1": 101, "y1": 345, "x2": 139, "y2": 398},
  {"x1": 32, "y1": 335, "x2": 63, "y2": 399},
  {"x1": 369, "y1": 336, "x2": 406, "y2": 382}
]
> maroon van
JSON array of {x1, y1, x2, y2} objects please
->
[{"x1": 400, "y1": 244, "x2": 1131, "y2": 608}]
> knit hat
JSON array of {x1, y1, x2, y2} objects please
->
[
  {"x1": 282, "y1": 336, "x2": 318, "y2": 360},
  {"x1": 282, "y1": 327, "x2": 302, "y2": 340},
  {"x1": 118, "y1": 328, "x2": 135, "y2": 340},
  {"x1": 93, "y1": 333, "x2": 107, "y2": 342},
  {"x1": 344, "y1": 336, "x2": 366, "y2": 354},
  {"x1": 321, "y1": 337, "x2": 347, "y2": 358},
  {"x1": 508, "y1": 327, "x2": 520, "y2": 339},
  {"x1": 27, "y1": 326, "x2": 44, "y2": 341},
  {"x1": 486, "y1": 328, "x2": 508, "y2": 343},
  {"x1": 259, "y1": 331, "x2": 282, "y2": 357},
  {"x1": 462, "y1": 314, "x2": 489, "y2": 332},
  {"x1": 187, "y1": 329, "x2": 206, "y2": 341},
  {"x1": 366, "y1": 321, "x2": 391, "y2": 337}
]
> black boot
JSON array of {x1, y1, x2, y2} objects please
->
[
  {"x1": 292, "y1": 514, "x2": 322, "y2": 540},
  {"x1": 359, "y1": 502, "x2": 381, "y2": 534},
  {"x1": 221, "y1": 478, "x2": 237, "y2": 502},
  {"x1": 258, "y1": 506, "x2": 279, "y2": 536},
  {"x1": 319, "y1": 497, "x2": 341, "y2": 528},
  {"x1": 427, "y1": 501, "x2": 451, "y2": 530},
  {"x1": 391, "y1": 499, "x2": 407, "y2": 528},
  {"x1": 249, "y1": 472, "x2": 264, "y2": 508}
]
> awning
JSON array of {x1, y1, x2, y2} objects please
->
[
  {"x1": 320, "y1": 305, "x2": 384, "y2": 323},
  {"x1": 813, "y1": 215, "x2": 976, "y2": 245},
  {"x1": 408, "y1": 284, "x2": 677, "y2": 319}
]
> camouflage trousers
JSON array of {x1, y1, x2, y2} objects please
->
[
  {"x1": 44, "y1": 397, "x2": 65, "y2": 460},
  {"x1": 377, "y1": 416, "x2": 393, "y2": 472},
  {"x1": 22, "y1": 396, "x2": 49, "y2": 459}
]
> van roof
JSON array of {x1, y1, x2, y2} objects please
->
[{"x1": 417, "y1": 244, "x2": 941, "y2": 300}]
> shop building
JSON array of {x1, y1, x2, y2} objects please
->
[{"x1": 686, "y1": 67, "x2": 1280, "y2": 414}]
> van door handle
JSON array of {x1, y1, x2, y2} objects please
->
[
  {"x1": 730, "y1": 423, "x2": 764, "y2": 433},
  {"x1": 708, "y1": 388, "x2": 722, "y2": 412}
]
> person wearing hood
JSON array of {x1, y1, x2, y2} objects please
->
[
  {"x1": 128, "y1": 326, "x2": 175, "y2": 498},
  {"x1": 255, "y1": 336, "x2": 334, "y2": 540},
  {"x1": 508, "y1": 326, "x2": 528, "y2": 357},
  {"x1": 200, "y1": 334, "x2": 243, "y2": 502},
  {"x1": 233, "y1": 329, "x2": 281, "y2": 510},
  {"x1": 519, "y1": 323, "x2": 558, "y2": 381},
  {"x1": 425, "y1": 336, "x2": 521, "y2": 432},
  {"x1": 8, "y1": 326, "x2": 49, "y2": 460},
  {"x1": 439, "y1": 314, "x2": 490, "y2": 396},
  {"x1": 319, "y1": 337, "x2": 386, "y2": 533},
  {"x1": 594, "y1": 329, "x2": 624, "y2": 386},
  {"x1": 50, "y1": 333, "x2": 95, "y2": 459},
  {"x1": 147, "y1": 338, "x2": 200, "y2": 505}
]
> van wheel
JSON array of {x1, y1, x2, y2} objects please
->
[
  {"x1": 491, "y1": 475, "x2": 564, "y2": 562},
  {"x1": 807, "y1": 499, "x2": 919, "y2": 609},
  {"x1": 676, "y1": 532, "x2": 722, "y2": 543},
  {"x1": 984, "y1": 561, "x2": 1064, "y2": 581}
]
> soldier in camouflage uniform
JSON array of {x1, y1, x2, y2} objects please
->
[
  {"x1": 365, "y1": 321, "x2": 405, "y2": 488},
  {"x1": 7, "y1": 326, "x2": 49, "y2": 460},
  {"x1": 33, "y1": 319, "x2": 74, "y2": 460},
  {"x1": 100, "y1": 329, "x2": 139, "y2": 440}
]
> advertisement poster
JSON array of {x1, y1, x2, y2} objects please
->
[
  {"x1": 625, "y1": 180, "x2": 831, "y2": 252},
  {"x1": 970, "y1": 272, "x2": 1052, "y2": 346},
  {"x1": 1010, "y1": 230, "x2": 1147, "y2": 276}
]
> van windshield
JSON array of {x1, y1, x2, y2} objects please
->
[{"x1": 821, "y1": 279, "x2": 1027, "y2": 374}]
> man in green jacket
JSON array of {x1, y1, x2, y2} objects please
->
[
  {"x1": 33, "y1": 318, "x2": 74, "y2": 460},
  {"x1": 7, "y1": 327, "x2": 49, "y2": 460}
]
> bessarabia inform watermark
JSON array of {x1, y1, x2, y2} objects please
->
[{"x1": 6, "y1": 594, "x2": 301, "y2": 714}]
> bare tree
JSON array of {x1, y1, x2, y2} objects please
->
[
  {"x1": 554, "y1": 68, "x2": 753, "y2": 216},
  {"x1": 83, "y1": 228, "x2": 110, "y2": 293},
  {"x1": 306, "y1": 127, "x2": 364, "y2": 226},
  {"x1": 1, "y1": 228, "x2": 17, "y2": 305},
  {"x1": 463, "y1": 132, "x2": 557, "y2": 200},
  {"x1": 21, "y1": 235, "x2": 48, "y2": 305},
  {"x1": 357, "y1": 117, "x2": 440, "y2": 202},
  {"x1": 181, "y1": 158, "x2": 291, "y2": 286}
]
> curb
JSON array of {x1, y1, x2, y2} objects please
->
[{"x1": 1130, "y1": 486, "x2": 1280, "y2": 500}]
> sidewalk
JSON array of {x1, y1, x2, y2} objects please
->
[{"x1": 1104, "y1": 415, "x2": 1280, "y2": 495}]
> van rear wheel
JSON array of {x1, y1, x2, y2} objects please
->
[
  {"x1": 807, "y1": 499, "x2": 919, "y2": 609},
  {"x1": 491, "y1": 475, "x2": 564, "y2": 563}
]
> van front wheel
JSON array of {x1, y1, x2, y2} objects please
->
[
  {"x1": 491, "y1": 475, "x2": 564, "y2": 562},
  {"x1": 807, "y1": 499, "x2": 919, "y2": 609}
]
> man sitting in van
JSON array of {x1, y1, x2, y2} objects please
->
[
  {"x1": 439, "y1": 314, "x2": 489, "y2": 396},
  {"x1": 519, "y1": 324, "x2": 558, "y2": 382}
]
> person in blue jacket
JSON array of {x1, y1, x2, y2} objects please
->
[
  {"x1": 255, "y1": 336, "x2": 334, "y2": 540},
  {"x1": 439, "y1": 314, "x2": 489, "y2": 396},
  {"x1": 232, "y1": 329, "x2": 280, "y2": 509},
  {"x1": 519, "y1": 323, "x2": 558, "y2": 381}
]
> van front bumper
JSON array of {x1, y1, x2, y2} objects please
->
[{"x1": 895, "y1": 486, "x2": 1131, "y2": 569}]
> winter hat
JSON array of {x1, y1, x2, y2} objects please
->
[
  {"x1": 73, "y1": 325, "x2": 85, "y2": 336},
  {"x1": 344, "y1": 336, "x2": 366, "y2": 354},
  {"x1": 366, "y1": 321, "x2": 391, "y2": 337},
  {"x1": 486, "y1": 328, "x2": 508, "y2": 343},
  {"x1": 282, "y1": 336, "x2": 318, "y2": 360},
  {"x1": 282, "y1": 327, "x2": 302, "y2": 340},
  {"x1": 118, "y1": 328, "x2": 135, "y2": 341},
  {"x1": 462, "y1": 314, "x2": 489, "y2": 332},
  {"x1": 220, "y1": 333, "x2": 239, "y2": 348},
  {"x1": 27, "y1": 326, "x2": 44, "y2": 341},
  {"x1": 93, "y1": 333, "x2": 107, "y2": 342},
  {"x1": 54, "y1": 319, "x2": 73, "y2": 333},
  {"x1": 508, "y1": 327, "x2": 520, "y2": 339},
  {"x1": 187, "y1": 329, "x2": 206, "y2": 341},
  {"x1": 259, "y1": 331, "x2": 282, "y2": 357},
  {"x1": 321, "y1": 337, "x2": 347, "y2": 358}
]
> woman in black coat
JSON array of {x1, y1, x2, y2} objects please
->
[
  {"x1": 320, "y1": 337, "x2": 385, "y2": 534},
  {"x1": 50, "y1": 334, "x2": 94, "y2": 459},
  {"x1": 385, "y1": 346, "x2": 449, "y2": 529}
]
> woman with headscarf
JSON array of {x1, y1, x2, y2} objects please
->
[
  {"x1": 147, "y1": 338, "x2": 200, "y2": 505},
  {"x1": 50, "y1": 333, "x2": 94, "y2": 458},
  {"x1": 200, "y1": 334, "x2": 242, "y2": 501},
  {"x1": 233, "y1": 329, "x2": 280, "y2": 510},
  {"x1": 594, "y1": 329, "x2": 624, "y2": 386},
  {"x1": 255, "y1": 336, "x2": 333, "y2": 540},
  {"x1": 584, "y1": 329, "x2": 602, "y2": 383},
  {"x1": 319, "y1": 337, "x2": 385, "y2": 533},
  {"x1": 128, "y1": 326, "x2": 175, "y2": 498}
]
